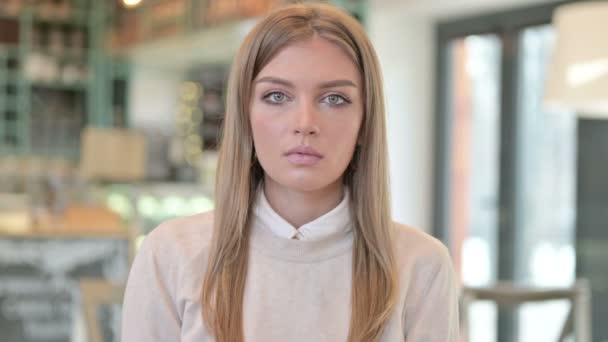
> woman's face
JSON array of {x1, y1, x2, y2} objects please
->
[{"x1": 250, "y1": 37, "x2": 363, "y2": 193}]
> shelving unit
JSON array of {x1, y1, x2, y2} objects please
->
[
  {"x1": 0, "y1": 0, "x2": 130, "y2": 160},
  {"x1": 109, "y1": 0, "x2": 368, "y2": 49}
]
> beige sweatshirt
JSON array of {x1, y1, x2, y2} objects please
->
[{"x1": 121, "y1": 206, "x2": 459, "y2": 341}]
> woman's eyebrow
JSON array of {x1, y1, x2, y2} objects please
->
[
  {"x1": 255, "y1": 77, "x2": 294, "y2": 88},
  {"x1": 255, "y1": 77, "x2": 358, "y2": 89},
  {"x1": 318, "y1": 80, "x2": 358, "y2": 89}
]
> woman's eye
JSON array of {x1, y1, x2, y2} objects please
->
[
  {"x1": 322, "y1": 94, "x2": 349, "y2": 106},
  {"x1": 263, "y1": 92, "x2": 288, "y2": 104}
]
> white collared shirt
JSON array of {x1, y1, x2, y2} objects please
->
[{"x1": 253, "y1": 186, "x2": 352, "y2": 241}]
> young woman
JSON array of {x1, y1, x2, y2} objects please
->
[{"x1": 122, "y1": 3, "x2": 459, "y2": 342}]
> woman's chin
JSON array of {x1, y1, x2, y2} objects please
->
[{"x1": 267, "y1": 173, "x2": 343, "y2": 193}]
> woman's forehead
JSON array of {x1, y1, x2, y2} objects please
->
[{"x1": 254, "y1": 37, "x2": 361, "y2": 88}]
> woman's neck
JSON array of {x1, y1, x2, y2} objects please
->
[{"x1": 263, "y1": 177, "x2": 344, "y2": 228}]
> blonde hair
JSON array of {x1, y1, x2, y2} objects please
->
[{"x1": 202, "y1": 3, "x2": 398, "y2": 342}]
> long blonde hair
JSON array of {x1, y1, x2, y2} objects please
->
[{"x1": 202, "y1": 3, "x2": 398, "y2": 342}]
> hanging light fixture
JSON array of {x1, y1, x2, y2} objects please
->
[
  {"x1": 123, "y1": 0, "x2": 143, "y2": 8},
  {"x1": 544, "y1": 1, "x2": 608, "y2": 118}
]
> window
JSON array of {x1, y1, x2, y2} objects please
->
[{"x1": 434, "y1": 2, "x2": 578, "y2": 340}]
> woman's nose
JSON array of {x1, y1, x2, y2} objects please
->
[{"x1": 293, "y1": 101, "x2": 320, "y2": 136}]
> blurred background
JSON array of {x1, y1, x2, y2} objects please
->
[{"x1": 0, "y1": 0, "x2": 606, "y2": 341}]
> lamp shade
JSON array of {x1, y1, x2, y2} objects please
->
[{"x1": 545, "y1": 1, "x2": 608, "y2": 117}]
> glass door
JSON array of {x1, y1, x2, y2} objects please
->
[
  {"x1": 434, "y1": 3, "x2": 579, "y2": 341},
  {"x1": 446, "y1": 34, "x2": 502, "y2": 342},
  {"x1": 516, "y1": 24, "x2": 577, "y2": 342}
]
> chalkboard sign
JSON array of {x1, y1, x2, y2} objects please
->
[{"x1": 0, "y1": 236, "x2": 130, "y2": 342}]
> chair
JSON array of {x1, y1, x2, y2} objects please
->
[
  {"x1": 79, "y1": 279, "x2": 126, "y2": 342},
  {"x1": 460, "y1": 279, "x2": 592, "y2": 341}
]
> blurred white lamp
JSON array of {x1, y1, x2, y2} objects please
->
[
  {"x1": 545, "y1": 1, "x2": 608, "y2": 118},
  {"x1": 123, "y1": 0, "x2": 142, "y2": 8}
]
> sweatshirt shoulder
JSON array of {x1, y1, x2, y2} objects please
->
[
  {"x1": 391, "y1": 221, "x2": 452, "y2": 269},
  {"x1": 142, "y1": 210, "x2": 215, "y2": 261}
]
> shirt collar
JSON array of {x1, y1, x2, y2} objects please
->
[{"x1": 253, "y1": 185, "x2": 352, "y2": 242}]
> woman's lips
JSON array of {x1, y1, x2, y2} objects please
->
[
  {"x1": 285, "y1": 145, "x2": 323, "y2": 166},
  {"x1": 286, "y1": 153, "x2": 322, "y2": 165}
]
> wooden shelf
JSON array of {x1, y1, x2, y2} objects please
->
[
  {"x1": 0, "y1": 227, "x2": 130, "y2": 240},
  {"x1": 0, "y1": 204, "x2": 132, "y2": 240},
  {"x1": 30, "y1": 48, "x2": 88, "y2": 63},
  {"x1": 30, "y1": 81, "x2": 88, "y2": 92},
  {"x1": 31, "y1": 11, "x2": 88, "y2": 27},
  {"x1": 0, "y1": 13, "x2": 19, "y2": 21}
]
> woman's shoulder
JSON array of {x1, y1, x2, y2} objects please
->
[
  {"x1": 391, "y1": 221, "x2": 452, "y2": 271},
  {"x1": 122, "y1": 211, "x2": 216, "y2": 333},
  {"x1": 140, "y1": 210, "x2": 215, "y2": 263}
]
